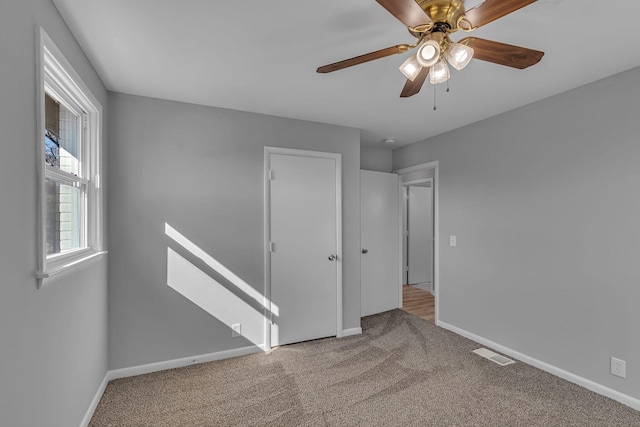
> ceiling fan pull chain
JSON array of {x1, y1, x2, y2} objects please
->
[
  {"x1": 433, "y1": 83, "x2": 437, "y2": 111},
  {"x1": 446, "y1": 78, "x2": 450, "y2": 93}
]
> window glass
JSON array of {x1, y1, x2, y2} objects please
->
[
  {"x1": 44, "y1": 93, "x2": 81, "y2": 176},
  {"x1": 45, "y1": 179, "x2": 83, "y2": 255}
]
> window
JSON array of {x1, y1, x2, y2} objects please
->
[{"x1": 37, "y1": 29, "x2": 104, "y2": 286}]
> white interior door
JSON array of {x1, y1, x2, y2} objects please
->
[
  {"x1": 268, "y1": 151, "x2": 340, "y2": 347},
  {"x1": 408, "y1": 185, "x2": 433, "y2": 285},
  {"x1": 360, "y1": 170, "x2": 400, "y2": 316}
]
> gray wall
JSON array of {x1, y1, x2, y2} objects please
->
[
  {"x1": 108, "y1": 93, "x2": 361, "y2": 369},
  {"x1": 360, "y1": 147, "x2": 393, "y2": 172},
  {"x1": 393, "y1": 66, "x2": 640, "y2": 399},
  {"x1": 0, "y1": 0, "x2": 109, "y2": 426}
]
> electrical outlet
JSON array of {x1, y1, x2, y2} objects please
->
[
  {"x1": 611, "y1": 357, "x2": 626, "y2": 378},
  {"x1": 231, "y1": 323, "x2": 242, "y2": 338}
]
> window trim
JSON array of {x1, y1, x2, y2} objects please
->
[
  {"x1": 44, "y1": 82, "x2": 88, "y2": 252},
  {"x1": 36, "y1": 28, "x2": 106, "y2": 288}
]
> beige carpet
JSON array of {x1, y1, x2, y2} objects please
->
[{"x1": 90, "y1": 310, "x2": 640, "y2": 426}]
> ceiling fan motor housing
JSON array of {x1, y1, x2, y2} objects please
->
[{"x1": 417, "y1": 0, "x2": 466, "y2": 28}]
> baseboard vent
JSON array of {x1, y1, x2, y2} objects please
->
[{"x1": 473, "y1": 348, "x2": 515, "y2": 366}]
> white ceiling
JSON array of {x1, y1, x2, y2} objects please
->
[{"x1": 52, "y1": 0, "x2": 640, "y2": 148}]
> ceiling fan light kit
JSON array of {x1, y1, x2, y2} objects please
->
[
  {"x1": 446, "y1": 42, "x2": 474, "y2": 70},
  {"x1": 429, "y1": 58, "x2": 451, "y2": 84},
  {"x1": 416, "y1": 39, "x2": 441, "y2": 67},
  {"x1": 399, "y1": 55, "x2": 423, "y2": 81},
  {"x1": 317, "y1": 0, "x2": 544, "y2": 98}
]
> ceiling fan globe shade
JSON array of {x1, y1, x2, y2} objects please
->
[
  {"x1": 429, "y1": 59, "x2": 451, "y2": 84},
  {"x1": 446, "y1": 43, "x2": 474, "y2": 71},
  {"x1": 399, "y1": 54, "x2": 423, "y2": 81},
  {"x1": 416, "y1": 40, "x2": 441, "y2": 68}
]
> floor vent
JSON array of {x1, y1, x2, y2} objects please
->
[{"x1": 472, "y1": 348, "x2": 515, "y2": 366}]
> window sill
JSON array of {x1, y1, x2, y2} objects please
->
[{"x1": 37, "y1": 250, "x2": 107, "y2": 289}]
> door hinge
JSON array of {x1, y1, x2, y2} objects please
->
[
  {"x1": 269, "y1": 242, "x2": 275, "y2": 253},
  {"x1": 83, "y1": 114, "x2": 88, "y2": 129},
  {"x1": 268, "y1": 170, "x2": 274, "y2": 180}
]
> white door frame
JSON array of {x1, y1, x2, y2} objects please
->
[
  {"x1": 404, "y1": 179, "x2": 434, "y2": 289},
  {"x1": 394, "y1": 161, "x2": 439, "y2": 324},
  {"x1": 263, "y1": 146, "x2": 343, "y2": 351}
]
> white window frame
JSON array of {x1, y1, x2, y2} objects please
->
[{"x1": 36, "y1": 28, "x2": 105, "y2": 288}]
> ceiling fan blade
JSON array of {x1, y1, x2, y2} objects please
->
[
  {"x1": 317, "y1": 45, "x2": 410, "y2": 73},
  {"x1": 400, "y1": 66, "x2": 430, "y2": 98},
  {"x1": 460, "y1": 37, "x2": 543, "y2": 69},
  {"x1": 465, "y1": 0, "x2": 537, "y2": 28},
  {"x1": 375, "y1": 0, "x2": 432, "y2": 28}
]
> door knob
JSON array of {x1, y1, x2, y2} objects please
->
[
  {"x1": 328, "y1": 254, "x2": 337, "y2": 261},
  {"x1": 361, "y1": 249, "x2": 368, "y2": 254}
]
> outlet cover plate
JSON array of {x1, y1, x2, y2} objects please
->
[
  {"x1": 611, "y1": 357, "x2": 626, "y2": 378},
  {"x1": 232, "y1": 323, "x2": 242, "y2": 338}
]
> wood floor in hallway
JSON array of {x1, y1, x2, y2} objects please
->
[{"x1": 401, "y1": 285, "x2": 435, "y2": 322}]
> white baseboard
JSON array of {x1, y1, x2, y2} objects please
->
[
  {"x1": 437, "y1": 320, "x2": 640, "y2": 411},
  {"x1": 108, "y1": 345, "x2": 266, "y2": 381},
  {"x1": 342, "y1": 327, "x2": 362, "y2": 337},
  {"x1": 81, "y1": 345, "x2": 265, "y2": 426},
  {"x1": 79, "y1": 372, "x2": 109, "y2": 427}
]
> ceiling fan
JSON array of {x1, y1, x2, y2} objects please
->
[{"x1": 317, "y1": 0, "x2": 544, "y2": 98}]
